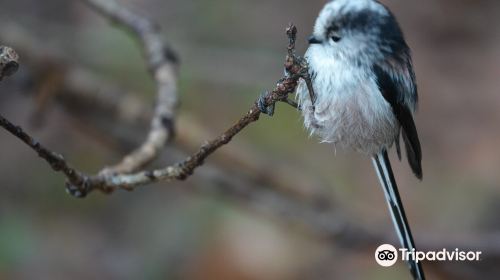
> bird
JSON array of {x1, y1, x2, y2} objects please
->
[{"x1": 295, "y1": 0, "x2": 424, "y2": 279}]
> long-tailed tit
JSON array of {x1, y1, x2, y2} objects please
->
[{"x1": 295, "y1": 0, "x2": 424, "y2": 279}]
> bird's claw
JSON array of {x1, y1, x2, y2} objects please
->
[
  {"x1": 282, "y1": 98, "x2": 300, "y2": 110},
  {"x1": 65, "y1": 181, "x2": 88, "y2": 198},
  {"x1": 258, "y1": 92, "x2": 275, "y2": 116}
]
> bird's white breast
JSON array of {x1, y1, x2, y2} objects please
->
[{"x1": 297, "y1": 46, "x2": 399, "y2": 155}]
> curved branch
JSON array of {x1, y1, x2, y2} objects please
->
[
  {"x1": 83, "y1": 0, "x2": 179, "y2": 176},
  {"x1": 0, "y1": 22, "x2": 308, "y2": 198},
  {"x1": 69, "y1": 24, "x2": 305, "y2": 196}
]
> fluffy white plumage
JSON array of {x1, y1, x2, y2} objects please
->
[
  {"x1": 297, "y1": 0, "x2": 399, "y2": 155},
  {"x1": 297, "y1": 49, "x2": 398, "y2": 155}
]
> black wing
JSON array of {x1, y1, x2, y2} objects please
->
[{"x1": 373, "y1": 58, "x2": 422, "y2": 180}]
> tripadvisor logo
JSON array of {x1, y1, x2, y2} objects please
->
[
  {"x1": 375, "y1": 244, "x2": 482, "y2": 267},
  {"x1": 375, "y1": 244, "x2": 398, "y2": 267}
]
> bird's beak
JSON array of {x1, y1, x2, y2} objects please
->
[{"x1": 308, "y1": 35, "x2": 322, "y2": 45}]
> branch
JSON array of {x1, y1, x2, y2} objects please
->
[
  {"x1": 0, "y1": 18, "x2": 308, "y2": 198},
  {"x1": 71, "y1": 24, "x2": 306, "y2": 196},
  {"x1": 83, "y1": 0, "x2": 179, "y2": 176},
  {"x1": 0, "y1": 46, "x2": 90, "y2": 191},
  {"x1": 0, "y1": 26, "x2": 336, "y2": 218}
]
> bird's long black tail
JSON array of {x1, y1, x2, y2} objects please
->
[{"x1": 372, "y1": 150, "x2": 425, "y2": 280}]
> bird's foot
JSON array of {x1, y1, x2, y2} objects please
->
[
  {"x1": 282, "y1": 98, "x2": 300, "y2": 111},
  {"x1": 258, "y1": 92, "x2": 275, "y2": 116}
]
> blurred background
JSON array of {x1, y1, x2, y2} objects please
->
[{"x1": 0, "y1": 0, "x2": 499, "y2": 279}]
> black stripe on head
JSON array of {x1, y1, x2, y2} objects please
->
[
  {"x1": 325, "y1": 9, "x2": 379, "y2": 37},
  {"x1": 326, "y1": 6, "x2": 409, "y2": 57}
]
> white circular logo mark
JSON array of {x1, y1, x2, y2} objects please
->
[{"x1": 375, "y1": 244, "x2": 398, "y2": 267}]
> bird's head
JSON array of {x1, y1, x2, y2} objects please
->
[{"x1": 308, "y1": 0, "x2": 406, "y2": 65}]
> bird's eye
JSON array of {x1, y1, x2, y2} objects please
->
[{"x1": 331, "y1": 35, "x2": 341, "y2": 42}]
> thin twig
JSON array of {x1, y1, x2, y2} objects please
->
[
  {"x1": 0, "y1": 115, "x2": 89, "y2": 188},
  {"x1": 76, "y1": 24, "x2": 305, "y2": 196},
  {"x1": 83, "y1": 0, "x2": 179, "y2": 176},
  {"x1": 0, "y1": 26, "x2": 333, "y2": 209},
  {"x1": 283, "y1": 25, "x2": 316, "y2": 109},
  {"x1": 0, "y1": 46, "x2": 89, "y2": 194},
  {"x1": 0, "y1": 23, "x2": 310, "y2": 198}
]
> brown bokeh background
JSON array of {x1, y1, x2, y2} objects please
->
[{"x1": 0, "y1": 0, "x2": 499, "y2": 279}]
